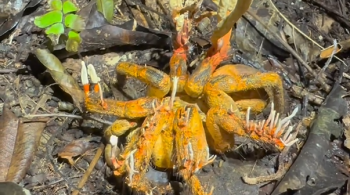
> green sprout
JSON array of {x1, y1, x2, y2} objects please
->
[{"x1": 34, "y1": 0, "x2": 84, "y2": 52}]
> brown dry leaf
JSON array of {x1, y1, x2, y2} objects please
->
[
  {"x1": 343, "y1": 114, "x2": 350, "y2": 150},
  {"x1": 0, "y1": 106, "x2": 47, "y2": 182},
  {"x1": 80, "y1": 20, "x2": 171, "y2": 52},
  {"x1": 130, "y1": 7, "x2": 149, "y2": 28},
  {"x1": 169, "y1": 0, "x2": 202, "y2": 32},
  {"x1": 58, "y1": 137, "x2": 99, "y2": 165},
  {"x1": 169, "y1": 0, "x2": 199, "y2": 12},
  {"x1": 313, "y1": 14, "x2": 335, "y2": 34},
  {"x1": 211, "y1": 0, "x2": 252, "y2": 44},
  {"x1": 35, "y1": 49, "x2": 84, "y2": 111}
]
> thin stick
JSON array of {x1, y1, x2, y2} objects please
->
[
  {"x1": 25, "y1": 113, "x2": 113, "y2": 125},
  {"x1": 25, "y1": 113, "x2": 83, "y2": 119},
  {"x1": 0, "y1": 69, "x2": 19, "y2": 73},
  {"x1": 71, "y1": 144, "x2": 104, "y2": 195}
]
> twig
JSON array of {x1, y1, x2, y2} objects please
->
[
  {"x1": 25, "y1": 113, "x2": 83, "y2": 119},
  {"x1": 87, "y1": 115, "x2": 113, "y2": 125},
  {"x1": 25, "y1": 113, "x2": 113, "y2": 125},
  {"x1": 46, "y1": 109, "x2": 80, "y2": 191},
  {"x1": 0, "y1": 69, "x2": 18, "y2": 73},
  {"x1": 71, "y1": 143, "x2": 104, "y2": 195},
  {"x1": 30, "y1": 175, "x2": 83, "y2": 190},
  {"x1": 322, "y1": 39, "x2": 338, "y2": 72},
  {"x1": 246, "y1": 10, "x2": 331, "y2": 92}
]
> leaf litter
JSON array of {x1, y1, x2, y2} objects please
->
[{"x1": 0, "y1": 105, "x2": 47, "y2": 183}]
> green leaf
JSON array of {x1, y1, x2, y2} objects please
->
[
  {"x1": 64, "y1": 14, "x2": 85, "y2": 31},
  {"x1": 50, "y1": 0, "x2": 62, "y2": 11},
  {"x1": 34, "y1": 11, "x2": 63, "y2": 28},
  {"x1": 45, "y1": 23, "x2": 64, "y2": 35},
  {"x1": 96, "y1": 0, "x2": 114, "y2": 22},
  {"x1": 62, "y1": 0, "x2": 79, "y2": 14},
  {"x1": 64, "y1": 14, "x2": 77, "y2": 27},
  {"x1": 68, "y1": 30, "x2": 81, "y2": 40},
  {"x1": 66, "y1": 31, "x2": 81, "y2": 52},
  {"x1": 45, "y1": 23, "x2": 64, "y2": 45}
]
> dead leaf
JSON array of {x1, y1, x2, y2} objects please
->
[
  {"x1": 0, "y1": 105, "x2": 47, "y2": 182},
  {"x1": 343, "y1": 114, "x2": 350, "y2": 150},
  {"x1": 0, "y1": 0, "x2": 42, "y2": 36},
  {"x1": 169, "y1": 0, "x2": 202, "y2": 32},
  {"x1": 0, "y1": 182, "x2": 32, "y2": 195},
  {"x1": 35, "y1": 49, "x2": 84, "y2": 111},
  {"x1": 80, "y1": 20, "x2": 171, "y2": 52},
  {"x1": 58, "y1": 137, "x2": 100, "y2": 165},
  {"x1": 0, "y1": 106, "x2": 19, "y2": 182},
  {"x1": 272, "y1": 83, "x2": 347, "y2": 195},
  {"x1": 313, "y1": 14, "x2": 334, "y2": 34},
  {"x1": 130, "y1": 7, "x2": 149, "y2": 28}
]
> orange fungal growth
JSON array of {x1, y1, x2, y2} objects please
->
[{"x1": 80, "y1": 0, "x2": 286, "y2": 194}]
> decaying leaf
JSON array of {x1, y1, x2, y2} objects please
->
[
  {"x1": 0, "y1": 182, "x2": 32, "y2": 195},
  {"x1": 169, "y1": 0, "x2": 202, "y2": 32},
  {"x1": 343, "y1": 114, "x2": 350, "y2": 150},
  {"x1": 0, "y1": 0, "x2": 42, "y2": 36},
  {"x1": 71, "y1": 3, "x2": 171, "y2": 52},
  {"x1": 58, "y1": 137, "x2": 100, "y2": 165},
  {"x1": 272, "y1": 83, "x2": 347, "y2": 195},
  {"x1": 80, "y1": 19, "x2": 171, "y2": 52},
  {"x1": 0, "y1": 106, "x2": 19, "y2": 182},
  {"x1": 35, "y1": 49, "x2": 84, "y2": 110},
  {"x1": 0, "y1": 106, "x2": 47, "y2": 183}
]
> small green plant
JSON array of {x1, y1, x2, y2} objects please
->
[
  {"x1": 34, "y1": 0, "x2": 84, "y2": 52},
  {"x1": 96, "y1": 0, "x2": 114, "y2": 22}
]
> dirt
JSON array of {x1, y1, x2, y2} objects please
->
[{"x1": 1, "y1": 0, "x2": 350, "y2": 195}]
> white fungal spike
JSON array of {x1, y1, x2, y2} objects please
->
[
  {"x1": 126, "y1": 149, "x2": 138, "y2": 184},
  {"x1": 185, "y1": 107, "x2": 191, "y2": 124},
  {"x1": 274, "y1": 106, "x2": 299, "y2": 136},
  {"x1": 188, "y1": 143, "x2": 194, "y2": 161},
  {"x1": 87, "y1": 64, "x2": 100, "y2": 83},
  {"x1": 81, "y1": 61, "x2": 88, "y2": 85},
  {"x1": 109, "y1": 135, "x2": 119, "y2": 146},
  {"x1": 246, "y1": 107, "x2": 251, "y2": 130},
  {"x1": 87, "y1": 64, "x2": 105, "y2": 104},
  {"x1": 265, "y1": 103, "x2": 275, "y2": 127},
  {"x1": 170, "y1": 76, "x2": 179, "y2": 108},
  {"x1": 109, "y1": 135, "x2": 119, "y2": 160},
  {"x1": 245, "y1": 103, "x2": 300, "y2": 148}
]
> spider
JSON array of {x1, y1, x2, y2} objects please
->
[{"x1": 80, "y1": 2, "x2": 299, "y2": 194}]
